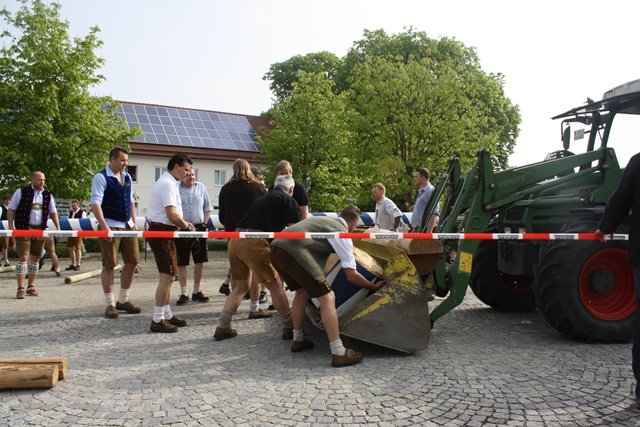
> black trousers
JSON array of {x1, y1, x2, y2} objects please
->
[{"x1": 634, "y1": 268, "x2": 640, "y2": 398}]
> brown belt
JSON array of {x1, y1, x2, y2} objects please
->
[{"x1": 148, "y1": 221, "x2": 179, "y2": 231}]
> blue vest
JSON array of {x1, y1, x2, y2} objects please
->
[{"x1": 100, "y1": 170, "x2": 132, "y2": 222}]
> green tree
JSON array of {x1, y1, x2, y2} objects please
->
[
  {"x1": 345, "y1": 29, "x2": 519, "y2": 173},
  {"x1": 0, "y1": 0, "x2": 137, "y2": 199},
  {"x1": 263, "y1": 28, "x2": 520, "y2": 210},
  {"x1": 347, "y1": 57, "x2": 512, "y2": 186},
  {"x1": 258, "y1": 72, "x2": 360, "y2": 211},
  {"x1": 263, "y1": 51, "x2": 342, "y2": 103}
]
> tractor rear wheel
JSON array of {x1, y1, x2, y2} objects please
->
[
  {"x1": 469, "y1": 240, "x2": 537, "y2": 312},
  {"x1": 532, "y1": 221, "x2": 634, "y2": 342}
]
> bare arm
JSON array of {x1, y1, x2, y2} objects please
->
[
  {"x1": 129, "y1": 202, "x2": 138, "y2": 230},
  {"x1": 299, "y1": 205, "x2": 309, "y2": 220},
  {"x1": 91, "y1": 203, "x2": 110, "y2": 232},
  {"x1": 426, "y1": 214, "x2": 438, "y2": 233},
  {"x1": 50, "y1": 212, "x2": 60, "y2": 230},
  {"x1": 202, "y1": 187, "x2": 213, "y2": 228},
  {"x1": 7, "y1": 209, "x2": 14, "y2": 230},
  {"x1": 343, "y1": 268, "x2": 386, "y2": 291},
  {"x1": 165, "y1": 206, "x2": 191, "y2": 230},
  {"x1": 90, "y1": 203, "x2": 113, "y2": 242},
  {"x1": 595, "y1": 229, "x2": 615, "y2": 240}
]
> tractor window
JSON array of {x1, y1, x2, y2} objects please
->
[{"x1": 607, "y1": 114, "x2": 639, "y2": 167}]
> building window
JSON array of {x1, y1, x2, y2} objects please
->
[
  {"x1": 155, "y1": 166, "x2": 167, "y2": 182},
  {"x1": 214, "y1": 169, "x2": 227, "y2": 186},
  {"x1": 126, "y1": 165, "x2": 138, "y2": 183},
  {"x1": 192, "y1": 167, "x2": 199, "y2": 182}
]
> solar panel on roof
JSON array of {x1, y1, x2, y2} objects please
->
[{"x1": 117, "y1": 102, "x2": 260, "y2": 152}]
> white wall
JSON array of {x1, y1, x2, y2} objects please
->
[{"x1": 128, "y1": 155, "x2": 240, "y2": 216}]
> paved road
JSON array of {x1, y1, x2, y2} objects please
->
[{"x1": 1, "y1": 250, "x2": 638, "y2": 426}]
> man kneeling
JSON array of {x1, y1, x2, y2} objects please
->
[{"x1": 270, "y1": 205, "x2": 385, "y2": 367}]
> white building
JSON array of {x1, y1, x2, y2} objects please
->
[{"x1": 115, "y1": 101, "x2": 269, "y2": 216}]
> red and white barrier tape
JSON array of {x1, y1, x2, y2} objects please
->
[{"x1": 0, "y1": 230, "x2": 628, "y2": 241}]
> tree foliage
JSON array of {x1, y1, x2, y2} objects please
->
[
  {"x1": 0, "y1": 0, "x2": 137, "y2": 199},
  {"x1": 258, "y1": 73, "x2": 360, "y2": 211},
  {"x1": 262, "y1": 28, "x2": 520, "y2": 212},
  {"x1": 263, "y1": 51, "x2": 342, "y2": 103}
]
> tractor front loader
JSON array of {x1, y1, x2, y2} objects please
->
[
  {"x1": 304, "y1": 80, "x2": 637, "y2": 352},
  {"x1": 424, "y1": 80, "x2": 640, "y2": 342}
]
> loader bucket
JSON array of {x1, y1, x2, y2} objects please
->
[
  {"x1": 305, "y1": 237, "x2": 442, "y2": 353},
  {"x1": 354, "y1": 237, "x2": 443, "y2": 276}
]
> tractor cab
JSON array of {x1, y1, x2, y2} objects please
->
[{"x1": 552, "y1": 79, "x2": 640, "y2": 160}]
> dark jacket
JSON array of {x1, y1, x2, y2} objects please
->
[
  {"x1": 218, "y1": 180, "x2": 266, "y2": 231},
  {"x1": 598, "y1": 153, "x2": 640, "y2": 266},
  {"x1": 237, "y1": 188, "x2": 300, "y2": 232},
  {"x1": 269, "y1": 180, "x2": 308, "y2": 208}
]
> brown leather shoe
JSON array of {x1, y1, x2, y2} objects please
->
[
  {"x1": 290, "y1": 339, "x2": 314, "y2": 353},
  {"x1": 26, "y1": 287, "x2": 39, "y2": 297},
  {"x1": 248, "y1": 309, "x2": 273, "y2": 319},
  {"x1": 191, "y1": 291, "x2": 209, "y2": 302},
  {"x1": 176, "y1": 294, "x2": 189, "y2": 305},
  {"x1": 214, "y1": 326, "x2": 237, "y2": 341},
  {"x1": 105, "y1": 305, "x2": 119, "y2": 318},
  {"x1": 150, "y1": 320, "x2": 178, "y2": 333},
  {"x1": 331, "y1": 349, "x2": 364, "y2": 367},
  {"x1": 115, "y1": 301, "x2": 141, "y2": 314},
  {"x1": 166, "y1": 316, "x2": 187, "y2": 327},
  {"x1": 16, "y1": 288, "x2": 25, "y2": 299},
  {"x1": 282, "y1": 327, "x2": 293, "y2": 340}
]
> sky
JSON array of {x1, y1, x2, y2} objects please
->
[{"x1": 3, "y1": 0, "x2": 640, "y2": 167}]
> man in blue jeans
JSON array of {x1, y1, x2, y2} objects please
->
[{"x1": 597, "y1": 152, "x2": 640, "y2": 407}]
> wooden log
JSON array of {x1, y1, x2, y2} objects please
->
[
  {"x1": 0, "y1": 364, "x2": 59, "y2": 389},
  {"x1": 65, "y1": 264, "x2": 121, "y2": 284},
  {"x1": 0, "y1": 357, "x2": 68, "y2": 380},
  {"x1": 0, "y1": 265, "x2": 16, "y2": 273}
]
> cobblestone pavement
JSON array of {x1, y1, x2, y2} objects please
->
[{"x1": 1, "y1": 250, "x2": 639, "y2": 426}]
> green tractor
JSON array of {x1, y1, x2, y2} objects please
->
[{"x1": 424, "y1": 79, "x2": 639, "y2": 342}]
